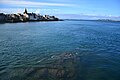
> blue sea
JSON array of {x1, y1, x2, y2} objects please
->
[{"x1": 0, "y1": 20, "x2": 120, "y2": 80}]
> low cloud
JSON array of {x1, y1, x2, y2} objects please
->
[
  {"x1": 0, "y1": 0, "x2": 75, "y2": 7},
  {"x1": 0, "y1": 8, "x2": 60, "y2": 14},
  {"x1": 55, "y1": 14, "x2": 120, "y2": 20}
]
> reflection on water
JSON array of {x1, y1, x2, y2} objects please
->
[{"x1": 0, "y1": 21, "x2": 120, "y2": 80}]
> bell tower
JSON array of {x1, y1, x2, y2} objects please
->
[{"x1": 24, "y1": 8, "x2": 27, "y2": 14}]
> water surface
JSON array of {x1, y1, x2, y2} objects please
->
[{"x1": 0, "y1": 20, "x2": 120, "y2": 80}]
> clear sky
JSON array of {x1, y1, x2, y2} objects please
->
[{"x1": 0, "y1": 0, "x2": 120, "y2": 20}]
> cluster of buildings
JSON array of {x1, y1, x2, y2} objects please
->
[{"x1": 0, "y1": 9, "x2": 59, "y2": 23}]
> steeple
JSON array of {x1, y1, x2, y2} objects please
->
[{"x1": 24, "y1": 8, "x2": 27, "y2": 14}]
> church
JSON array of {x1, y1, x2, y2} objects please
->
[{"x1": 23, "y1": 8, "x2": 40, "y2": 21}]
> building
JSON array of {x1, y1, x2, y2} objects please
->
[
  {"x1": 0, "y1": 8, "x2": 59, "y2": 23},
  {"x1": 44, "y1": 15, "x2": 58, "y2": 21},
  {"x1": 23, "y1": 8, "x2": 40, "y2": 21},
  {"x1": 17, "y1": 13, "x2": 28, "y2": 22},
  {"x1": 0, "y1": 13, "x2": 6, "y2": 22}
]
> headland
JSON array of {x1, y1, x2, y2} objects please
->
[{"x1": 0, "y1": 8, "x2": 62, "y2": 23}]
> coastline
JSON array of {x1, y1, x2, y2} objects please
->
[
  {"x1": 0, "y1": 19, "x2": 63, "y2": 24},
  {"x1": 0, "y1": 8, "x2": 63, "y2": 23}
]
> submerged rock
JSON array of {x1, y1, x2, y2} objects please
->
[{"x1": 4, "y1": 52, "x2": 80, "y2": 80}]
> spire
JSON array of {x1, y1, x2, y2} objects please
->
[{"x1": 24, "y1": 8, "x2": 27, "y2": 14}]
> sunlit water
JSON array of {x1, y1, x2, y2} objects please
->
[{"x1": 0, "y1": 20, "x2": 120, "y2": 80}]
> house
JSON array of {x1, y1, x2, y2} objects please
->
[
  {"x1": 44, "y1": 15, "x2": 58, "y2": 21},
  {"x1": 23, "y1": 8, "x2": 40, "y2": 21},
  {"x1": 0, "y1": 13, "x2": 6, "y2": 22},
  {"x1": 17, "y1": 13, "x2": 28, "y2": 21}
]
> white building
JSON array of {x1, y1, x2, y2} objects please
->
[{"x1": 23, "y1": 8, "x2": 41, "y2": 21}]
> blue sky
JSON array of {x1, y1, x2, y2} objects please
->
[{"x1": 0, "y1": 0, "x2": 120, "y2": 20}]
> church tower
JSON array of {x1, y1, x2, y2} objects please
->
[{"x1": 24, "y1": 8, "x2": 27, "y2": 14}]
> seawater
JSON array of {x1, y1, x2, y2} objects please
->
[{"x1": 0, "y1": 20, "x2": 120, "y2": 80}]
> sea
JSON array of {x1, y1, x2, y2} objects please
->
[{"x1": 0, "y1": 20, "x2": 120, "y2": 80}]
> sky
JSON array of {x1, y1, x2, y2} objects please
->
[{"x1": 0, "y1": 0, "x2": 120, "y2": 20}]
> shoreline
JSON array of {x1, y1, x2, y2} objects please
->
[
  {"x1": 0, "y1": 9, "x2": 63, "y2": 24},
  {"x1": 0, "y1": 19, "x2": 64, "y2": 24}
]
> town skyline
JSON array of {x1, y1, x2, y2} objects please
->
[
  {"x1": 0, "y1": 0, "x2": 120, "y2": 20},
  {"x1": 0, "y1": 8, "x2": 60, "y2": 23}
]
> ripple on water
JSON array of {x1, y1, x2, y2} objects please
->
[{"x1": 0, "y1": 21, "x2": 120, "y2": 80}]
